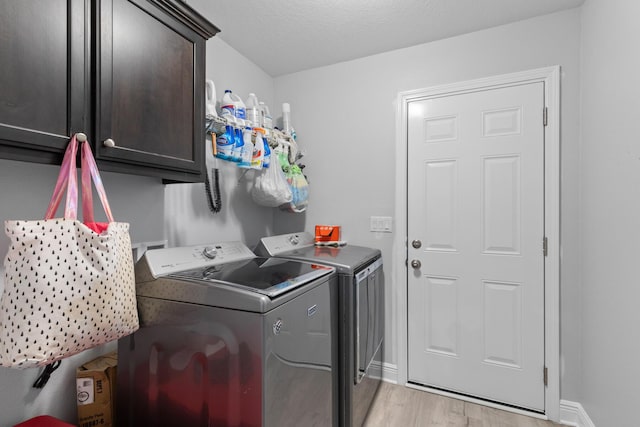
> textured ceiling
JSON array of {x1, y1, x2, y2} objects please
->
[{"x1": 188, "y1": 0, "x2": 584, "y2": 77}]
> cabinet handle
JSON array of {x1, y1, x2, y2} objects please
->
[
  {"x1": 76, "y1": 133, "x2": 87, "y2": 142},
  {"x1": 103, "y1": 138, "x2": 116, "y2": 148}
]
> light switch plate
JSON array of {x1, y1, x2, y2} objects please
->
[{"x1": 370, "y1": 216, "x2": 393, "y2": 233}]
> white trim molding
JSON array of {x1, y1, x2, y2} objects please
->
[
  {"x1": 560, "y1": 400, "x2": 597, "y2": 427},
  {"x1": 394, "y1": 66, "x2": 561, "y2": 421},
  {"x1": 373, "y1": 362, "x2": 399, "y2": 384},
  {"x1": 370, "y1": 361, "x2": 400, "y2": 384}
]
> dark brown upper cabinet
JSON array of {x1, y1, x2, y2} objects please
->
[
  {"x1": 0, "y1": 0, "x2": 90, "y2": 164},
  {"x1": 0, "y1": 0, "x2": 219, "y2": 182},
  {"x1": 96, "y1": 0, "x2": 218, "y2": 182}
]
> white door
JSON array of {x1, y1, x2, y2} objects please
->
[{"x1": 407, "y1": 82, "x2": 545, "y2": 411}]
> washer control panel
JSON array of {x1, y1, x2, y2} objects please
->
[
  {"x1": 256, "y1": 232, "x2": 315, "y2": 256},
  {"x1": 143, "y1": 241, "x2": 256, "y2": 278}
]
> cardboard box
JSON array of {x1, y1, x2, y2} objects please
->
[
  {"x1": 315, "y1": 225, "x2": 341, "y2": 242},
  {"x1": 76, "y1": 352, "x2": 117, "y2": 427}
]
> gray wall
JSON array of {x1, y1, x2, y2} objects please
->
[
  {"x1": 0, "y1": 159, "x2": 164, "y2": 425},
  {"x1": 273, "y1": 9, "x2": 583, "y2": 401},
  {"x1": 580, "y1": 0, "x2": 640, "y2": 425}
]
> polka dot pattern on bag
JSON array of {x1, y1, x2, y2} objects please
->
[{"x1": 0, "y1": 218, "x2": 139, "y2": 368}]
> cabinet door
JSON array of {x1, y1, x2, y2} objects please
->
[
  {"x1": 0, "y1": 0, "x2": 89, "y2": 163},
  {"x1": 97, "y1": 0, "x2": 206, "y2": 181}
]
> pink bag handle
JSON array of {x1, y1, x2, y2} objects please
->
[
  {"x1": 81, "y1": 140, "x2": 114, "y2": 223},
  {"x1": 45, "y1": 134, "x2": 114, "y2": 223},
  {"x1": 45, "y1": 135, "x2": 79, "y2": 220}
]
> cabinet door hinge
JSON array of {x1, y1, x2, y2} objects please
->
[
  {"x1": 543, "y1": 366, "x2": 548, "y2": 386},
  {"x1": 543, "y1": 237, "x2": 548, "y2": 257},
  {"x1": 543, "y1": 107, "x2": 548, "y2": 126}
]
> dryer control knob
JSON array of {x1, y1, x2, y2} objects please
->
[
  {"x1": 202, "y1": 246, "x2": 217, "y2": 259},
  {"x1": 289, "y1": 235, "x2": 300, "y2": 245}
]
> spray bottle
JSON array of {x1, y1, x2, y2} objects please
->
[
  {"x1": 216, "y1": 124, "x2": 235, "y2": 160},
  {"x1": 238, "y1": 126, "x2": 254, "y2": 168},
  {"x1": 250, "y1": 129, "x2": 264, "y2": 169},
  {"x1": 231, "y1": 127, "x2": 244, "y2": 163},
  {"x1": 259, "y1": 129, "x2": 271, "y2": 168}
]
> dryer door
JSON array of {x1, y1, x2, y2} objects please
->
[
  {"x1": 355, "y1": 259, "x2": 383, "y2": 382},
  {"x1": 355, "y1": 271, "x2": 370, "y2": 383}
]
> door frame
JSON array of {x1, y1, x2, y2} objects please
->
[{"x1": 393, "y1": 66, "x2": 560, "y2": 420}]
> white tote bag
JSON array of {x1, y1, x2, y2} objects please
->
[{"x1": 0, "y1": 135, "x2": 139, "y2": 368}]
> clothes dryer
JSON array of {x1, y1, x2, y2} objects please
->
[{"x1": 255, "y1": 232, "x2": 384, "y2": 427}]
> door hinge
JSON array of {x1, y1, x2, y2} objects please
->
[
  {"x1": 543, "y1": 107, "x2": 548, "y2": 126},
  {"x1": 543, "y1": 366, "x2": 548, "y2": 386},
  {"x1": 543, "y1": 237, "x2": 548, "y2": 257}
]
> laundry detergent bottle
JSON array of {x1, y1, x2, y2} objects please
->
[
  {"x1": 245, "y1": 93, "x2": 260, "y2": 127},
  {"x1": 221, "y1": 90, "x2": 235, "y2": 119},
  {"x1": 259, "y1": 102, "x2": 273, "y2": 130},
  {"x1": 232, "y1": 93, "x2": 246, "y2": 121}
]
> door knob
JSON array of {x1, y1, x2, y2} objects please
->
[
  {"x1": 411, "y1": 240, "x2": 422, "y2": 249},
  {"x1": 411, "y1": 259, "x2": 421, "y2": 269},
  {"x1": 103, "y1": 138, "x2": 116, "y2": 148}
]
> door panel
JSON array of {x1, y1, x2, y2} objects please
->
[
  {"x1": 482, "y1": 280, "x2": 522, "y2": 367},
  {"x1": 424, "y1": 160, "x2": 458, "y2": 251},
  {"x1": 483, "y1": 155, "x2": 521, "y2": 254},
  {"x1": 424, "y1": 275, "x2": 458, "y2": 356},
  {"x1": 407, "y1": 82, "x2": 545, "y2": 411}
]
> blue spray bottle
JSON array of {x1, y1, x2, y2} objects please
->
[
  {"x1": 231, "y1": 127, "x2": 243, "y2": 162},
  {"x1": 215, "y1": 124, "x2": 235, "y2": 160}
]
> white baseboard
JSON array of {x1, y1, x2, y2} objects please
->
[
  {"x1": 559, "y1": 400, "x2": 596, "y2": 427},
  {"x1": 381, "y1": 362, "x2": 398, "y2": 383},
  {"x1": 370, "y1": 361, "x2": 399, "y2": 384}
]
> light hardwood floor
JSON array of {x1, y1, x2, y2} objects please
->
[{"x1": 364, "y1": 382, "x2": 566, "y2": 427}]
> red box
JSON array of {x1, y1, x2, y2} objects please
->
[{"x1": 315, "y1": 225, "x2": 341, "y2": 242}]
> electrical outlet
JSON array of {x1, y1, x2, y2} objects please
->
[{"x1": 370, "y1": 216, "x2": 393, "y2": 233}]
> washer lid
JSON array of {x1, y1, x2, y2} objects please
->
[
  {"x1": 256, "y1": 232, "x2": 382, "y2": 274},
  {"x1": 169, "y1": 257, "x2": 334, "y2": 298}
]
